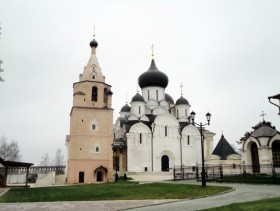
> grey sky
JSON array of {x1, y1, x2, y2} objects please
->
[{"x1": 0, "y1": 0, "x2": 279, "y2": 165}]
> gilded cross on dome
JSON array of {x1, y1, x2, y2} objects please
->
[{"x1": 180, "y1": 83, "x2": 183, "y2": 96}]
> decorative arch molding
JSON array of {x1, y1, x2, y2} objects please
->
[
  {"x1": 267, "y1": 132, "x2": 280, "y2": 148},
  {"x1": 243, "y1": 137, "x2": 261, "y2": 151},
  {"x1": 158, "y1": 150, "x2": 175, "y2": 161},
  {"x1": 129, "y1": 122, "x2": 151, "y2": 134},
  {"x1": 182, "y1": 124, "x2": 200, "y2": 136},
  {"x1": 154, "y1": 112, "x2": 179, "y2": 126},
  {"x1": 94, "y1": 165, "x2": 108, "y2": 174},
  {"x1": 94, "y1": 165, "x2": 108, "y2": 182}
]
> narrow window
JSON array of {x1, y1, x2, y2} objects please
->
[
  {"x1": 92, "y1": 87, "x2": 98, "y2": 101},
  {"x1": 148, "y1": 90, "x2": 150, "y2": 100},
  {"x1": 156, "y1": 90, "x2": 158, "y2": 101},
  {"x1": 139, "y1": 106, "x2": 141, "y2": 114},
  {"x1": 165, "y1": 126, "x2": 168, "y2": 137},
  {"x1": 92, "y1": 124, "x2": 96, "y2": 130},
  {"x1": 96, "y1": 146, "x2": 99, "y2": 152},
  {"x1": 103, "y1": 88, "x2": 108, "y2": 103},
  {"x1": 187, "y1": 135, "x2": 190, "y2": 145},
  {"x1": 185, "y1": 109, "x2": 187, "y2": 116},
  {"x1": 140, "y1": 133, "x2": 142, "y2": 144},
  {"x1": 233, "y1": 164, "x2": 236, "y2": 169},
  {"x1": 177, "y1": 109, "x2": 179, "y2": 118}
]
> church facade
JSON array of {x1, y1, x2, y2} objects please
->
[
  {"x1": 113, "y1": 56, "x2": 215, "y2": 173},
  {"x1": 66, "y1": 37, "x2": 114, "y2": 183},
  {"x1": 240, "y1": 121, "x2": 280, "y2": 174}
]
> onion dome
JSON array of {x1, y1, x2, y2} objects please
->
[
  {"x1": 131, "y1": 93, "x2": 145, "y2": 103},
  {"x1": 89, "y1": 39, "x2": 98, "y2": 48},
  {"x1": 176, "y1": 96, "x2": 189, "y2": 105},
  {"x1": 138, "y1": 59, "x2": 169, "y2": 89},
  {"x1": 165, "y1": 93, "x2": 174, "y2": 104},
  {"x1": 120, "y1": 104, "x2": 131, "y2": 112}
]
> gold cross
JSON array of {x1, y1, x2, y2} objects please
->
[
  {"x1": 180, "y1": 83, "x2": 183, "y2": 96},
  {"x1": 151, "y1": 44, "x2": 154, "y2": 58}
]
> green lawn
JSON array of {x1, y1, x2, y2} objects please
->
[
  {"x1": 0, "y1": 181, "x2": 231, "y2": 202},
  {"x1": 203, "y1": 197, "x2": 280, "y2": 211}
]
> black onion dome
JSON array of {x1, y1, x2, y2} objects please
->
[
  {"x1": 89, "y1": 39, "x2": 98, "y2": 48},
  {"x1": 176, "y1": 96, "x2": 189, "y2": 105},
  {"x1": 138, "y1": 59, "x2": 169, "y2": 89},
  {"x1": 165, "y1": 93, "x2": 174, "y2": 104},
  {"x1": 131, "y1": 93, "x2": 145, "y2": 102},
  {"x1": 120, "y1": 104, "x2": 131, "y2": 112}
]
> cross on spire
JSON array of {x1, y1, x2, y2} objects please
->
[
  {"x1": 260, "y1": 110, "x2": 266, "y2": 121},
  {"x1": 93, "y1": 25, "x2": 96, "y2": 38},
  {"x1": 180, "y1": 83, "x2": 183, "y2": 96},
  {"x1": 151, "y1": 44, "x2": 154, "y2": 59}
]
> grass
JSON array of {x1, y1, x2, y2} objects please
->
[
  {"x1": 203, "y1": 197, "x2": 280, "y2": 211},
  {"x1": 0, "y1": 181, "x2": 231, "y2": 203}
]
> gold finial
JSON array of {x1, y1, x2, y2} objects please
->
[
  {"x1": 151, "y1": 44, "x2": 154, "y2": 59},
  {"x1": 260, "y1": 110, "x2": 266, "y2": 121},
  {"x1": 180, "y1": 83, "x2": 183, "y2": 96},
  {"x1": 93, "y1": 25, "x2": 96, "y2": 39}
]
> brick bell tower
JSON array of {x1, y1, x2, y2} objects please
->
[{"x1": 66, "y1": 34, "x2": 114, "y2": 183}]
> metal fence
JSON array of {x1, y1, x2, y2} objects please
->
[{"x1": 173, "y1": 164, "x2": 280, "y2": 184}]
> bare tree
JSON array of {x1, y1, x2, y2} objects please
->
[
  {"x1": 40, "y1": 153, "x2": 50, "y2": 166},
  {"x1": 0, "y1": 136, "x2": 21, "y2": 161},
  {"x1": 55, "y1": 148, "x2": 65, "y2": 166}
]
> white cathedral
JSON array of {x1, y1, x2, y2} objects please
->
[{"x1": 113, "y1": 55, "x2": 215, "y2": 173}]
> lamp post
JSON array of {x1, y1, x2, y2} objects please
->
[
  {"x1": 268, "y1": 94, "x2": 280, "y2": 116},
  {"x1": 190, "y1": 111, "x2": 211, "y2": 187},
  {"x1": 178, "y1": 125, "x2": 183, "y2": 173},
  {"x1": 111, "y1": 143, "x2": 123, "y2": 182}
]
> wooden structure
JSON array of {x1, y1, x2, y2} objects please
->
[{"x1": 0, "y1": 157, "x2": 33, "y2": 187}]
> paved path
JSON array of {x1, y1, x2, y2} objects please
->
[{"x1": 0, "y1": 181, "x2": 279, "y2": 211}]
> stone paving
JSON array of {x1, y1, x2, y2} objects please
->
[{"x1": 0, "y1": 181, "x2": 279, "y2": 211}]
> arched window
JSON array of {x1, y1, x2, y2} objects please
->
[
  {"x1": 156, "y1": 90, "x2": 159, "y2": 101},
  {"x1": 272, "y1": 141, "x2": 280, "y2": 167},
  {"x1": 139, "y1": 133, "x2": 142, "y2": 144},
  {"x1": 165, "y1": 126, "x2": 168, "y2": 137},
  {"x1": 148, "y1": 90, "x2": 150, "y2": 100},
  {"x1": 92, "y1": 87, "x2": 98, "y2": 101},
  {"x1": 103, "y1": 88, "x2": 108, "y2": 103},
  {"x1": 187, "y1": 135, "x2": 190, "y2": 145},
  {"x1": 139, "y1": 106, "x2": 141, "y2": 114}
]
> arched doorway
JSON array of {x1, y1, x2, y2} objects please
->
[
  {"x1": 251, "y1": 142, "x2": 260, "y2": 173},
  {"x1": 161, "y1": 155, "x2": 169, "y2": 171},
  {"x1": 94, "y1": 166, "x2": 107, "y2": 182},
  {"x1": 96, "y1": 171, "x2": 103, "y2": 182},
  {"x1": 272, "y1": 141, "x2": 280, "y2": 167}
]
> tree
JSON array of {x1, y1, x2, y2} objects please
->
[
  {"x1": 0, "y1": 136, "x2": 21, "y2": 161},
  {"x1": 55, "y1": 148, "x2": 65, "y2": 166},
  {"x1": 40, "y1": 153, "x2": 50, "y2": 166}
]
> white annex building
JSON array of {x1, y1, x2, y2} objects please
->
[{"x1": 113, "y1": 55, "x2": 215, "y2": 173}]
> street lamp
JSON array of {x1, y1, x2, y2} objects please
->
[
  {"x1": 268, "y1": 94, "x2": 280, "y2": 116},
  {"x1": 190, "y1": 111, "x2": 211, "y2": 187},
  {"x1": 111, "y1": 143, "x2": 124, "y2": 182}
]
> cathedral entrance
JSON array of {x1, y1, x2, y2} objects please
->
[
  {"x1": 161, "y1": 155, "x2": 169, "y2": 171},
  {"x1": 251, "y1": 142, "x2": 260, "y2": 173},
  {"x1": 272, "y1": 141, "x2": 280, "y2": 167}
]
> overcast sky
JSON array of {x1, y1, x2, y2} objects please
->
[{"x1": 0, "y1": 0, "x2": 280, "y2": 165}]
